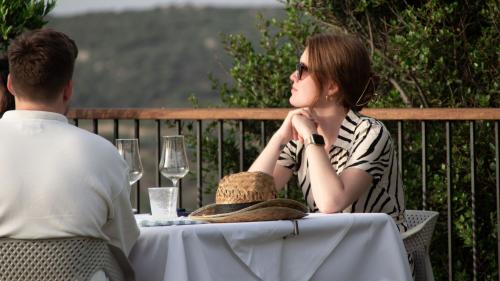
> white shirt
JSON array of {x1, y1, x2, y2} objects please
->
[{"x1": 0, "y1": 110, "x2": 139, "y2": 279}]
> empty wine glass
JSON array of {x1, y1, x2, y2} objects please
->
[
  {"x1": 159, "y1": 135, "x2": 189, "y2": 187},
  {"x1": 116, "y1": 138, "x2": 144, "y2": 186}
]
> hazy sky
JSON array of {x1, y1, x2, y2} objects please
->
[{"x1": 52, "y1": 0, "x2": 284, "y2": 16}]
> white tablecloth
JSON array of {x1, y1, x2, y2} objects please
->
[{"x1": 129, "y1": 213, "x2": 411, "y2": 281}]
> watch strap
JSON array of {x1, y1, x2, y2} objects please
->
[{"x1": 304, "y1": 133, "x2": 325, "y2": 148}]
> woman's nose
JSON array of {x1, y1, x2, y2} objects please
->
[{"x1": 290, "y1": 71, "x2": 298, "y2": 83}]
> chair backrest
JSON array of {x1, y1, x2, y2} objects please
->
[
  {"x1": 402, "y1": 210, "x2": 439, "y2": 281},
  {"x1": 0, "y1": 237, "x2": 132, "y2": 281}
]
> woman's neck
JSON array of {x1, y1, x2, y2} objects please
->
[{"x1": 310, "y1": 105, "x2": 348, "y2": 148}]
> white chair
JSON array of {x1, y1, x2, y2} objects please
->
[
  {"x1": 402, "y1": 210, "x2": 439, "y2": 281},
  {"x1": 0, "y1": 237, "x2": 134, "y2": 281}
]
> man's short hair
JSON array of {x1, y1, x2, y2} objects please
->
[{"x1": 7, "y1": 28, "x2": 78, "y2": 102}]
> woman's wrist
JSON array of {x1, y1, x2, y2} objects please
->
[
  {"x1": 271, "y1": 131, "x2": 289, "y2": 146},
  {"x1": 302, "y1": 129, "x2": 318, "y2": 138}
]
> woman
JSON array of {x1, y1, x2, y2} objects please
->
[
  {"x1": 0, "y1": 55, "x2": 14, "y2": 116},
  {"x1": 249, "y1": 33, "x2": 407, "y2": 232}
]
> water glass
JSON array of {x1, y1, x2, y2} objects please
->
[{"x1": 148, "y1": 187, "x2": 178, "y2": 219}]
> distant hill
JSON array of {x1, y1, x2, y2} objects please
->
[{"x1": 47, "y1": 7, "x2": 285, "y2": 108}]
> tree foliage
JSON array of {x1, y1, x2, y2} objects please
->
[
  {"x1": 293, "y1": 0, "x2": 499, "y2": 108},
  {"x1": 211, "y1": 7, "x2": 320, "y2": 108},
  {"x1": 0, "y1": 0, "x2": 55, "y2": 53},
  {"x1": 0, "y1": 0, "x2": 55, "y2": 116},
  {"x1": 203, "y1": 1, "x2": 499, "y2": 280}
]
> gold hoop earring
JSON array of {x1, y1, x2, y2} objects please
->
[{"x1": 325, "y1": 95, "x2": 334, "y2": 102}]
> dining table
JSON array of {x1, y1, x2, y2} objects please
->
[{"x1": 129, "y1": 213, "x2": 412, "y2": 281}]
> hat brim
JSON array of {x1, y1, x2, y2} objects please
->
[{"x1": 188, "y1": 198, "x2": 308, "y2": 223}]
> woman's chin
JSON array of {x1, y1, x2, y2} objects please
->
[
  {"x1": 289, "y1": 98, "x2": 312, "y2": 108},
  {"x1": 289, "y1": 97, "x2": 300, "y2": 108}
]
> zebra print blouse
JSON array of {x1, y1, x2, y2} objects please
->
[{"x1": 278, "y1": 110, "x2": 407, "y2": 232}]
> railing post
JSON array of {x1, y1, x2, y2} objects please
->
[
  {"x1": 218, "y1": 120, "x2": 224, "y2": 181},
  {"x1": 156, "y1": 120, "x2": 162, "y2": 187},
  {"x1": 260, "y1": 121, "x2": 266, "y2": 149},
  {"x1": 92, "y1": 119, "x2": 98, "y2": 134},
  {"x1": 495, "y1": 121, "x2": 500, "y2": 281},
  {"x1": 176, "y1": 120, "x2": 183, "y2": 209},
  {"x1": 239, "y1": 120, "x2": 245, "y2": 172},
  {"x1": 134, "y1": 119, "x2": 140, "y2": 213},
  {"x1": 197, "y1": 120, "x2": 203, "y2": 207},
  {"x1": 113, "y1": 119, "x2": 119, "y2": 144},
  {"x1": 446, "y1": 121, "x2": 454, "y2": 281},
  {"x1": 470, "y1": 121, "x2": 477, "y2": 281},
  {"x1": 421, "y1": 121, "x2": 427, "y2": 210}
]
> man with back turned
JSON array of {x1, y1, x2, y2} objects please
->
[{"x1": 0, "y1": 28, "x2": 139, "y2": 281}]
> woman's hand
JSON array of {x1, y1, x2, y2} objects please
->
[
  {"x1": 288, "y1": 108, "x2": 318, "y2": 142},
  {"x1": 291, "y1": 112, "x2": 318, "y2": 142},
  {"x1": 275, "y1": 108, "x2": 316, "y2": 143}
]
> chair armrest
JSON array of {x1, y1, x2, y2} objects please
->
[{"x1": 401, "y1": 221, "x2": 426, "y2": 240}]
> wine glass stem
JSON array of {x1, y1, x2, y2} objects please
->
[{"x1": 172, "y1": 179, "x2": 178, "y2": 187}]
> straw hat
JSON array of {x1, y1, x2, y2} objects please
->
[{"x1": 189, "y1": 171, "x2": 307, "y2": 223}]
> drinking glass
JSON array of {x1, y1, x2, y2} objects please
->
[
  {"x1": 159, "y1": 135, "x2": 189, "y2": 187},
  {"x1": 148, "y1": 187, "x2": 179, "y2": 219},
  {"x1": 116, "y1": 138, "x2": 144, "y2": 186}
]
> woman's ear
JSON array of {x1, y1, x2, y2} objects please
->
[
  {"x1": 325, "y1": 81, "x2": 339, "y2": 101},
  {"x1": 328, "y1": 82, "x2": 339, "y2": 96}
]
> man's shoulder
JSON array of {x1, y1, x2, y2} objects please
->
[
  {"x1": 65, "y1": 126, "x2": 128, "y2": 177},
  {"x1": 67, "y1": 125, "x2": 112, "y2": 145},
  {"x1": 65, "y1": 125, "x2": 121, "y2": 158}
]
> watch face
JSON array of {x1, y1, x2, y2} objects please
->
[{"x1": 311, "y1": 134, "x2": 325, "y2": 145}]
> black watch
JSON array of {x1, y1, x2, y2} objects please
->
[{"x1": 304, "y1": 133, "x2": 325, "y2": 147}]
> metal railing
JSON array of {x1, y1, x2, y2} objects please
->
[{"x1": 68, "y1": 107, "x2": 500, "y2": 280}]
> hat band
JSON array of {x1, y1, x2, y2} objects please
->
[{"x1": 213, "y1": 201, "x2": 262, "y2": 214}]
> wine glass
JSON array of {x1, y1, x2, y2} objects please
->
[
  {"x1": 116, "y1": 138, "x2": 144, "y2": 186},
  {"x1": 159, "y1": 135, "x2": 189, "y2": 187}
]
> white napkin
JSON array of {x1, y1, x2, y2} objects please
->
[{"x1": 135, "y1": 214, "x2": 206, "y2": 227}]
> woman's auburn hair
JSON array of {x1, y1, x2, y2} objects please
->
[{"x1": 306, "y1": 33, "x2": 378, "y2": 111}]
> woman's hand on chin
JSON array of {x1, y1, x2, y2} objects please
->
[
  {"x1": 279, "y1": 107, "x2": 318, "y2": 143},
  {"x1": 291, "y1": 112, "x2": 317, "y2": 142}
]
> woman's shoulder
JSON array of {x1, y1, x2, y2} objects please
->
[
  {"x1": 355, "y1": 114, "x2": 385, "y2": 128},
  {"x1": 351, "y1": 111, "x2": 390, "y2": 138}
]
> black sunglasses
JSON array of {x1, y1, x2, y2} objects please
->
[{"x1": 296, "y1": 62, "x2": 309, "y2": 80}]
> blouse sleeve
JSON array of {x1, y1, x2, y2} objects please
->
[
  {"x1": 344, "y1": 121, "x2": 393, "y2": 181},
  {"x1": 277, "y1": 140, "x2": 300, "y2": 174}
]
